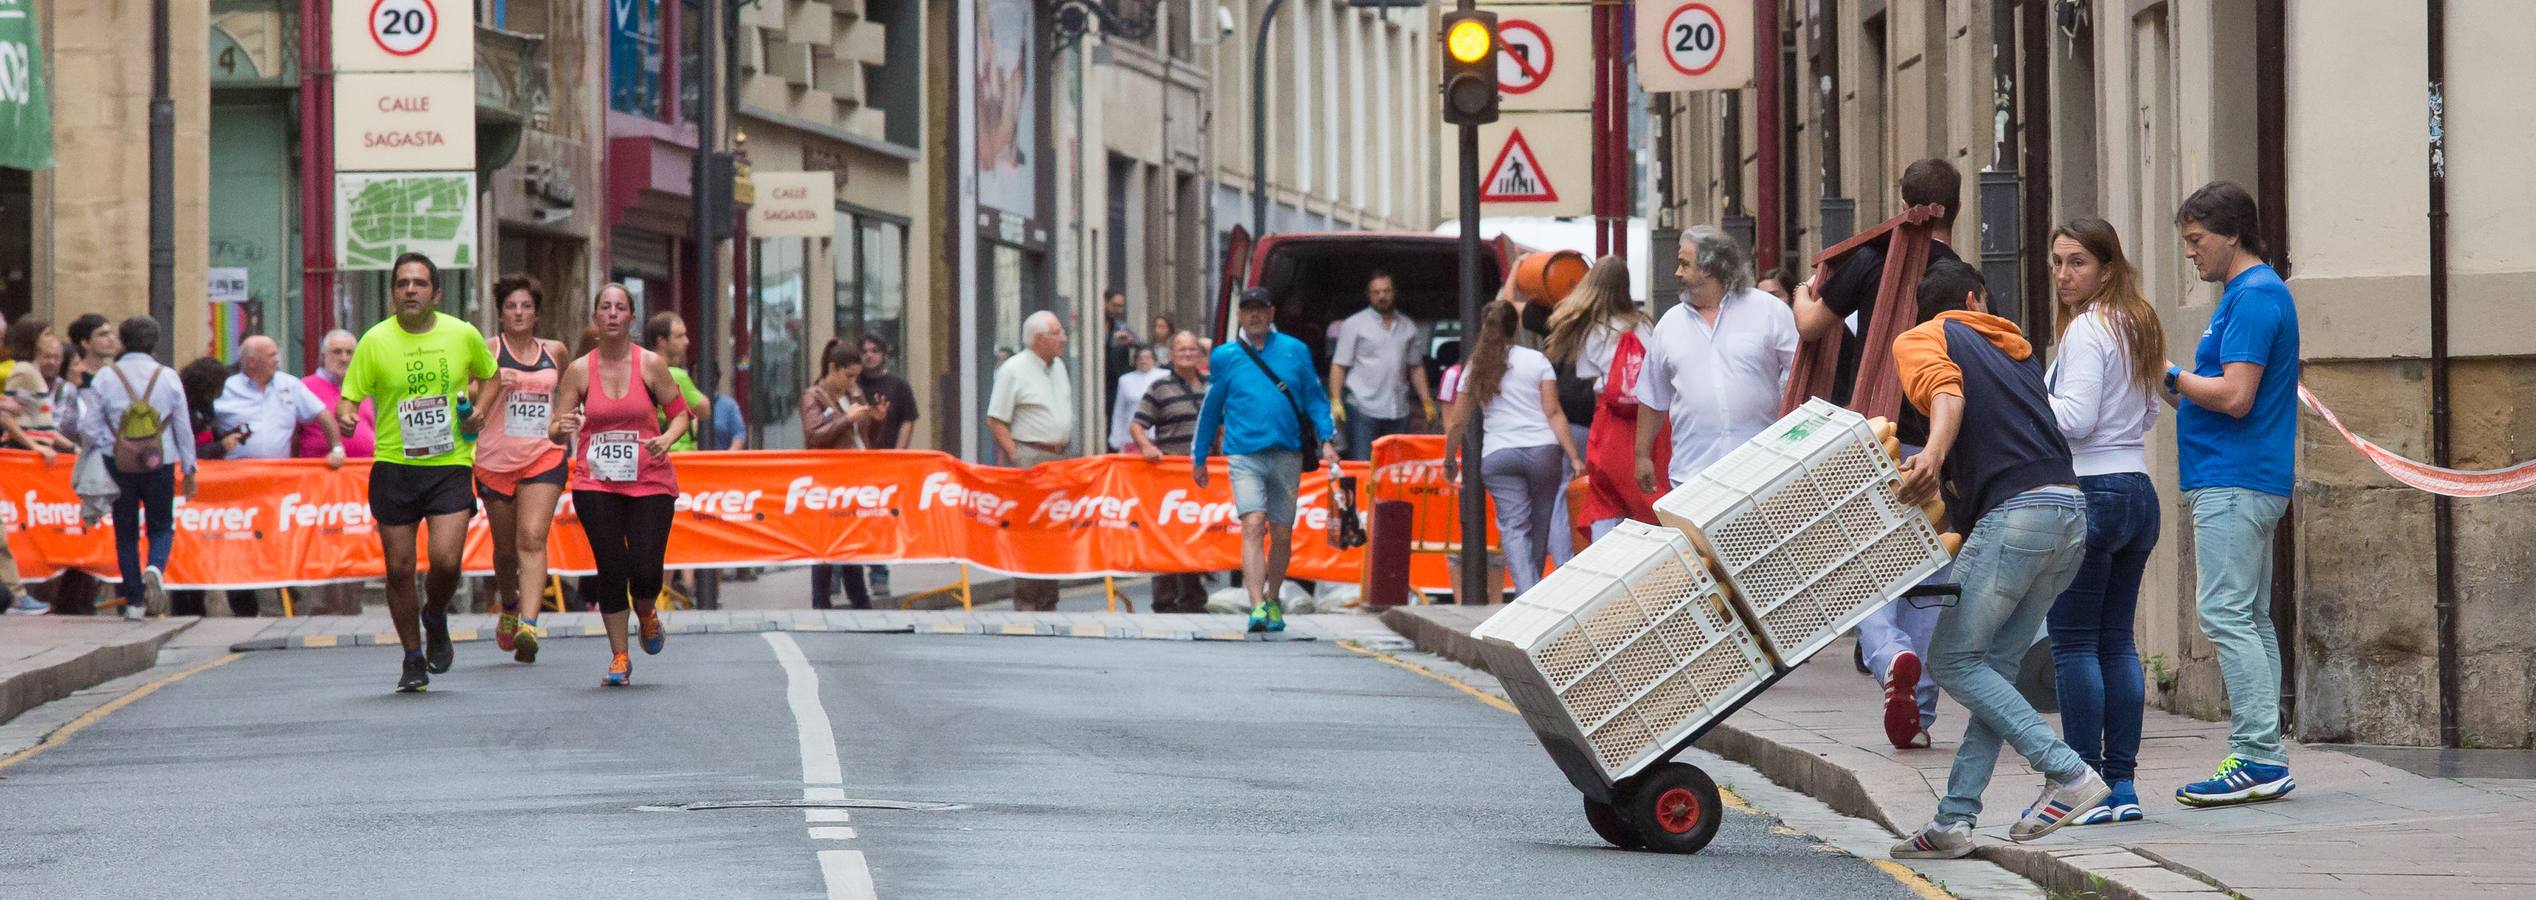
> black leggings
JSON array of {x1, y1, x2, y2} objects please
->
[{"x1": 572, "y1": 491, "x2": 676, "y2": 615}]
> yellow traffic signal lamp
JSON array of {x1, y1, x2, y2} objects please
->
[{"x1": 1440, "y1": 10, "x2": 1499, "y2": 127}]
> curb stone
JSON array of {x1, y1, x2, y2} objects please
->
[
  {"x1": 1377, "y1": 605, "x2": 2221, "y2": 900},
  {"x1": 0, "y1": 618, "x2": 194, "y2": 728}
]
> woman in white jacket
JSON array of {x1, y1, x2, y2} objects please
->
[{"x1": 2043, "y1": 217, "x2": 2167, "y2": 826}]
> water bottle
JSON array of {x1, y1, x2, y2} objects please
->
[{"x1": 457, "y1": 396, "x2": 477, "y2": 442}]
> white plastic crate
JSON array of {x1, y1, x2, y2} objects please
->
[
  {"x1": 1472, "y1": 520, "x2": 1776, "y2": 789},
  {"x1": 1652, "y1": 399, "x2": 1950, "y2": 668}
]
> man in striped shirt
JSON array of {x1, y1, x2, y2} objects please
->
[{"x1": 1132, "y1": 331, "x2": 1211, "y2": 612}]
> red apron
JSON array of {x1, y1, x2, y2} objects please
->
[{"x1": 1580, "y1": 331, "x2": 1671, "y2": 527}]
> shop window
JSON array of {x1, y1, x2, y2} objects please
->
[
  {"x1": 752, "y1": 238, "x2": 808, "y2": 449},
  {"x1": 832, "y1": 211, "x2": 908, "y2": 357}
]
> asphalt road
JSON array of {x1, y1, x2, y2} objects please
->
[{"x1": 0, "y1": 632, "x2": 1937, "y2": 899}]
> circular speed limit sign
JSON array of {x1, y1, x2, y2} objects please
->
[
  {"x1": 1662, "y1": 4, "x2": 1726, "y2": 77},
  {"x1": 369, "y1": 0, "x2": 441, "y2": 57}
]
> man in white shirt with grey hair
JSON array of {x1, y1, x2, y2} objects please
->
[
  {"x1": 1633, "y1": 225, "x2": 1799, "y2": 494},
  {"x1": 986, "y1": 309, "x2": 1075, "y2": 611}
]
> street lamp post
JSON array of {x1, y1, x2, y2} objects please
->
[{"x1": 1249, "y1": 0, "x2": 1287, "y2": 239}]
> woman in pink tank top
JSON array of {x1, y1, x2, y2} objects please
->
[
  {"x1": 549, "y1": 284, "x2": 692, "y2": 687},
  {"x1": 477, "y1": 274, "x2": 572, "y2": 663}
]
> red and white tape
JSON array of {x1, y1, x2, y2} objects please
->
[{"x1": 2299, "y1": 383, "x2": 2536, "y2": 497}]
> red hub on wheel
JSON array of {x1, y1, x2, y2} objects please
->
[{"x1": 1653, "y1": 787, "x2": 1702, "y2": 834}]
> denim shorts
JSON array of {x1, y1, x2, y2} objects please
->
[{"x1": 1227, "y1": 450, "x2": 1302, "y2": 522}]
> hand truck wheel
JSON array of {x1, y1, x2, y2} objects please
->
[
  {"x1": 1582, "y1": 795, "x2": 1645, "y2": 850},
  {"x1": 1624, "y1": 762, "x2": 1723, "y2": 854}
]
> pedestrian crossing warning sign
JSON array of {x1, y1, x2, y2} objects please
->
[{"x1": 1480, "y1": 130, "x2": 1559, "y2": 203}]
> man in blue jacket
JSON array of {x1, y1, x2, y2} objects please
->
[{"x1": 1192, "y1": 287, "x2": 1340, "y2": 633}]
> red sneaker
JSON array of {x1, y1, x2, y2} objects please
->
[{"x1": 1883, "y1": 650, "x2": 1925, "y2": 749}]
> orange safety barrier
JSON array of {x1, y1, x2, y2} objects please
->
[{"x1": 0, "y1": 450, "x2": 1464, "y2": 591}]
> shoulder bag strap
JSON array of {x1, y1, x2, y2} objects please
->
[{"x1": 1235, "y1": 335, "x2": 1316, "y2": 448}]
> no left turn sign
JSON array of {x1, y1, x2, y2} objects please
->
[
  {"x1": 369, "y1": 0, "x2": 440, "y2": 57},
  {"x1": 1661, "y1": 4, "x2": 1724, "y2": 77},
  {"x1": 1636, "y1": 0, "x2": 1752, "y2": 92},
  {"x1": 1497, "y1": 20, "x2": 1553, "y2": 95}
]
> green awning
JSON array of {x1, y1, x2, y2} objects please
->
[{"x1": 0, "y1": 2, "x2": 51, "y2": 171}]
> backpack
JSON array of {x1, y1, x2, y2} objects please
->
[{"x1": 106, "y1": 364, "x2": 168, "y2": 473}]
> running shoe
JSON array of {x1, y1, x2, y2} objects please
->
[
  {"x1": 2177, "y1": 756, "x2": 2294, "y2": 808},
  {"x1": 637, "y1": 613, "x2": 665, "y2": 655},
  {"x1": 1246, "y1": 602, "x2": 1271, "y2": 633},
  {"x1": 603, "y1": 652, "x2": 631, "y2": 687},
  {"x1": 1263, "y1": 598, "x2": 1286, "y2": 633},
  {"x1": 141, "y1": 565, "x2": 169, "y2": 616},
  {"x1": 2071, "y1": 779, "x2": 2143, "y2": 826},
  {"x1": 513, "y1": 619, "x2": 543, "y2": 664},
  {"x1": 1882, "y1": 650, "x2": 1924, "y2": 749},
  {"x1": 2010, "y1": 768, "x2": 2110, "y2": 842},
  {"x1": 5, "y1": 593, "x2": 49, "y2": 615},
  {"x1": 495, "y1": 612, "x2": 519, "y2": 652},
  {"x1": 1889, "y1": 820, "x2": 1973, "y2": 860},
  {"x1": 121, "y1": 603, "x2": 145, "y2": 622},
  {"x1": 422, "y1": 609, "x2": 454, "y2": 674},
  {"x1": 397, "y1": 654, "x2": 430, "y2": 693}
]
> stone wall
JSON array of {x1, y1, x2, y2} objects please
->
[
  {"x1": 41, "y1": 0, "x2": 209, "y2": 349},
  {"x1": 2294, "y1": 357, "x2": 2536, "y2": 747}
]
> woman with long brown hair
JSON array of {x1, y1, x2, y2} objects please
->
[
  {"x1": 1545, "y1": 256, "x2": 1668, "y2": 541},
  {"x1": 1443, "y1": 300, "x2": 1585, "y2": 596},
  {"x1": 2041, "y1": 216, "x2": 2166, "y2": 826}
]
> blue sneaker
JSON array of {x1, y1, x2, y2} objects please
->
[
  {"x1": 2070, "y1": 778, "x2": 2142, "y2": 826},
  {"x1": 2177, "y1": 756, "x2": 2293, "y2": 807},
  {"x1": 1246, "y1": 602, "x2": 1271, "y2": 633},
  {"x1": 5, "y1": 593, "x2": 49, "y2": 615},
  {"x1": 1263, "y1": 599, "x2": 1286, "y2": 633}
]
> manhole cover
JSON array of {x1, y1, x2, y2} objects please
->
[{"x1": 635, "y1": 798, "x2": 967, "y2": 813}]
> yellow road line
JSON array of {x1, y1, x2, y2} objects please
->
[
  {"x1": 1334, "y1": 641, "x2": 1518, "y2": 715},
  {"x1": 1871, "y1": 860, "x2": 1958, "y2": 900},
  {"x1": 0, "y1": 653, "x2": 244, "y2": 771},
  {"x1": 1335, "y1": 640, "x2": 1957, "y2": 900}
]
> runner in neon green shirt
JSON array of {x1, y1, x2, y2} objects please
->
[
  {"x1": 337, "y1": 253, "x2": 500, "y2": 693},
  {"x1": 642, "y1": 311, "x2": 714, "y2": 452}
]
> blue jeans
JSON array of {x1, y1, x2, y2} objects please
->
[
  {"x1": 2048, "y1": 473, "x2": 2159, "y2": 783},
  {"x1": 2187, "y1": 486, "x2": 2290, "y2": 766},
  {"x1": 1340, "y1": 400, "x2": 1410, "y2": 462},
  {"x1": 1858, "y1": 441, "x2": 1943, "y2": 727},
  {"x1": 109, "y1": 466, "x2": 177, "y2": 606},
  {"x1": 1933, "y1": 489, "x2": 2092, "y2": 828}
]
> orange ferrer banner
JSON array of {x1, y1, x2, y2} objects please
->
[{"x1": 0, "y1": 450, "x2": 1441, "y2": 590}]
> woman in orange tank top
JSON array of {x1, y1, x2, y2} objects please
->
[
  {"x1": 548, "y1": 284, "x2": 693, "y2": 687},
  {"x1": 477, "y1": 274, "x2": 572, "y2": 664}
]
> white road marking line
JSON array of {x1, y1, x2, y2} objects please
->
[
  {"x1": 818, "y1": 850, "x2": 879, "y2": 900},
  {"x1": 809, "y1": 826, "x2": 861, "y2": 840},
  {"x1": 764, "y1": 632, "x2": 844, "y2": 785},
  {"x1": 805, "y1": 787, "x2": 848, "y2": 801},
  {"x1": 806, "y1": 808, "x2": 853, "y2": 823}
]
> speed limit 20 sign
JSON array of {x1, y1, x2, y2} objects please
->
[
  {"x1": 333, "y1": 0, "x2": 472, "y2": 73},
  {"x1": 1636, "y1": 0, "x2": 1752, "y2": 92},
  {"x1": 369, "y1": 0, "x2": 441, "y2": 57}
]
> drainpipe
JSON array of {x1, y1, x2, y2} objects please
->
[
  {"x1": 147, "y1": 0, "x2": 173, "y2": 363},
  {"x1": 298, "y1": 0, "x2": 334, "y2": 368},
  {"x1": 2427, "y1": 0, "x2": 2458, "y2": 749},
  {"x1": 2019, "y1": 0, "x2": 2051, "y2": 354},
  {"x1": 1753, "y1": 0, "x2": 1781, "y2": 272}
]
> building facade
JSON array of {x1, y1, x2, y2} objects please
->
[{"x1": 1654, "y1": 0, "x2": 2536, "y2": 748}]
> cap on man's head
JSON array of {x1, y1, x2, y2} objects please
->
[{"x1": 1237, "y1": 287, "x2": 1274, "y2": 308}]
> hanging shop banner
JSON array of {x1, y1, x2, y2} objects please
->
[
  {"x1": 0, "y1": 450, "x2": 1462, "y2": 590},
  {"x1": 0, "y1": 0, "x2": 53, "y2": 171},
  {"x1": 334, "y1": 171, "x2": 478, "y2": 270}
]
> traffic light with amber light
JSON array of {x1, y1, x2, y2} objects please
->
[{"x1": 1440, "y1": 10, "x2": 1499, "y2": 127}]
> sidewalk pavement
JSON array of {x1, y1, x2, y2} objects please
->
[
  {"x1": 1386, "y1": 604, "x2": 2536, "y2": 900},
  {"x1": 0, "y1": 616, "x2": 194, "y2": 727}
]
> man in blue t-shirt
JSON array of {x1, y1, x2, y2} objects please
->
[
  {"x1": 2160, "y1": 181, "x2": 2300, "y2": 809},
  {"x1": 1191, "y1": 288, "x2": 1339, "y2": 634}
]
